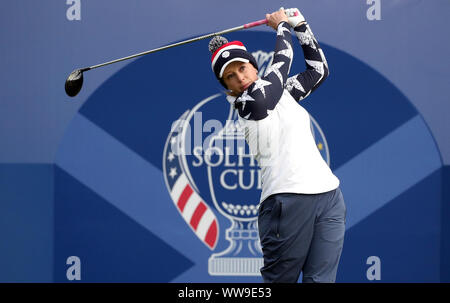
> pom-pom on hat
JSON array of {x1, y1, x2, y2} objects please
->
[{"x1": 208, "y1": 36, "x2": 258, "y2": 88}]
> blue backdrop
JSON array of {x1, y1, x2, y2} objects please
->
[{"x1": 1, "y1": 0, "x2": 449, "y2": 282}]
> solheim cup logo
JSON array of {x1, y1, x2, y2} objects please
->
[
  {"x1": 206, "y1": 107, "x2": 263, "y2": 276},
  {"x1": 162, "y1": 51, "x2": 331, "y2": 277}
]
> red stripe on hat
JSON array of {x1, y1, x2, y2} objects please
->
[
  {"x1": 205, "y1": 220, "x2": 218, "y2": 249},
  {"x1": 190, "y1": 202, "x2": 207, "y2": 231},
  {"x1": 211, "y1": 41, "x2": 245, "y2": 63},
  {"x1": 177, "y1": 184, "x2": 193, "y2": 213}
]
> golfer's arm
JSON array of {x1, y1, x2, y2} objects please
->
[
  {"x1": 235, "y1": 21, "x2": 293, "y2": 121},
  {"x1": 286, "y1": 23, "x2": 329, "y2": 102},
  {"x1": 269, "y1": 21, "x2": 294, "y2": 83}
]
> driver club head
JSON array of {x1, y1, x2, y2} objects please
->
[{"x1": 65, "y1": 69, "x2": 84, "y2": 97}]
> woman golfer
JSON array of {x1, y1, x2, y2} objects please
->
[{"x1": 208, "y1": 8, "x2": 346, "y2": 283}]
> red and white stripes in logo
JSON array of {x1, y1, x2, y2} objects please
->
[{"x1": 169, "y1": 174, "x2": 218, "y2": 250}]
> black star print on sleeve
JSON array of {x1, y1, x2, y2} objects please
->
[
  {"x1": 235, "y1": 21, "x2": 294, "y2": 121},
  {"x1": 285, "y1": 23, "x2": 329, "y2": 102}
]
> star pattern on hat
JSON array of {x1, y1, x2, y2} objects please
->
[
  {"x1": 264, "y1": 61, "x2": 285, "y2": 84},
  {"x1": 251, "y1": 78, "x2": 272, "y2": 98},
  {"x1": 286, "y1": 77, "x2": 306, "y2": 93}
]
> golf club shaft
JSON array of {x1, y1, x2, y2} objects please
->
[{"x1": 82, "y1": 19, "x2": 268, "y2": 72}]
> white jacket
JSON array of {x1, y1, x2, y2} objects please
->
[{"x1": 230, "y1": 21, "x2": 339, "y2": 204}]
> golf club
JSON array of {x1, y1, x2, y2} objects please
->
[{"x1": 65, "y1": 18, "x2": 271, "y2": 97}]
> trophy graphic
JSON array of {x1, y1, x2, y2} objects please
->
[{"x1": 207, "y1": 106, "x2": 263, "y2": 276}]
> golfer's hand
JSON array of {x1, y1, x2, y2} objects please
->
[
  {"x1": 284, "y1": 8, "x2": 306, "y2": 27},
  {"x1": 266, "y1": 9, "x2": 288, "y2": 30}
]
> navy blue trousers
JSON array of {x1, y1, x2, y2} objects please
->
[{"x1": 258, "y1": 187, "x2": 346, "y2": 283}]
